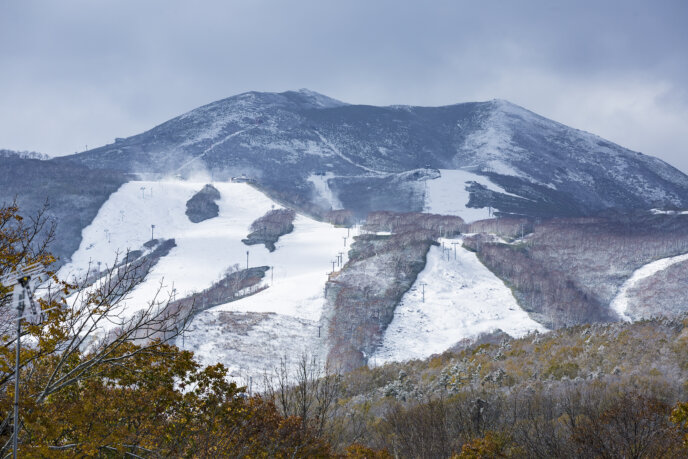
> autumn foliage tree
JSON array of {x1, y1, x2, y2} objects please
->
[
  {"x1": 454, "y1": 432, "x2": 522, "y2": 458},
  {"x1": 0, "y1": 203, "x2": 331, "y2": 457},
  {"x1": 671, "y1": 401, "x2": 688, "y2": 449},
  {"x1": 16, "y1": 342, "x2": 331, "y2": 457}
]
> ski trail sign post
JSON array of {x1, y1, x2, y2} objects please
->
[{"x1": 1, "y1": 263, "x2": 45, "y2": 459}]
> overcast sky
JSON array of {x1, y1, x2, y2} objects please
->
[{"x1": 1, "y1": 0, "x2": 687, "y2": 172}]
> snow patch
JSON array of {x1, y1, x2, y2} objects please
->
[
  {"x1": 455, "y1": 100, "x2": 561, "y2": 189},
  {"x1": 295, "y1": 88, "x2": 347, "y2": 108},
  {"x1": 484, "y1": 160, "x2": 522, "y2": 177},
  {"x1": 176, "y1": 127, "x2": 254, "y2": 172},
  {"x1": 183, "y1": 311, "x2": 325, "y2": 386},
  {"x1": 313, "y1": 130, "x2": 383, "y2": 175},
  {"x1": 209, "y1": 214, "x2": 352, "y2": 321},
  {"x1": 650, "y1": 209, "x2": 688, "y2": 215},
  {"x1": 457, "y1": 101, "x2": 528, "y2": 179},
  {"x1": 424, "y1": 169, "x2": 520, "y2": 222},
  {"x1": 370, "y1": 238, "x2": 546, "y2": 365}
]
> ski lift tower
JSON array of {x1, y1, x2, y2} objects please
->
[{"x1": 1, "y1": 263, "x2": 45, "y2": 459}]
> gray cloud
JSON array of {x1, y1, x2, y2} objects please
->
[{"x1": 1, "y1": 0, "x2": 687, "y2": 172}]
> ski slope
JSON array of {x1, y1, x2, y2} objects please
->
[
  {"x1": 371, "y1": 238, "x2": 546, "y2": 365},
  {"x1": 59, "y1": 180, "x2": 351, "y2": 377},
  {"x1": 189, "y1": 206, "x2": 358, "y2": 376},
  {"x1": 424, "y1": 169, "x2": 521, "y2": 222},
  {"x1": 610, "y1": 252, "x2": 688, "y2": 321}
]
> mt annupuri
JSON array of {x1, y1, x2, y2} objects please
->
[{"x1": 2, "y1": 89, "x2": 688, "y2": 376}]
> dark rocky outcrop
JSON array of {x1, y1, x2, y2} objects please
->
[
  {"x1": 185, "y1": 184, "x2": 221, "y2": 223},
  {"x1": 242, "y1": 208, "x2": 296, "y2": 252}
]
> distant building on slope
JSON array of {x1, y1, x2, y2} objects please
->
[{"x1": 231, "y1": 174, "x2": 256, "y2": 183}]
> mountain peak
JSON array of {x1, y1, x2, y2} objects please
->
[
  {"x1": 283, "y1": 88, "x2": 348, "y2": 108},
  {"x1": 180, "y1": 89, "x2": 347, "y2": 119}
]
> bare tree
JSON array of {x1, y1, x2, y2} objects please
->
[
  {"x1": 29, "y1": 253, "x2": 193, "y2": 404},
  {"x1": 262, "y1": 353, "x2": 342, "y2": 439}
]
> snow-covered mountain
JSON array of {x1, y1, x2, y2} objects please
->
[
  {"x1": 58, "y1": 89, "x2": 688, "y2": 220},
  {"x1": 3, "y1": 89, "x2": 688, "y2": 377},
  {"x1": 5, "y1": 89, "x2": 687, "y2": 265},
  {"x1": 56, "y1": 178, "x2": 547, "y2": 380}
]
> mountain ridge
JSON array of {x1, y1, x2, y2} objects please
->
[{"x1": 56, "y1": 89, "x2": 688, "y2": 220}]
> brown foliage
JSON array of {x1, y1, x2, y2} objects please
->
[
  {"x1": 326, "y1": 209, "x2": 355, "y2": 227},
  {"x1": 455, "y1": 432, "x2": 521, "y2": 458},
  {"x1": 326, "y1": 233, "x2": 434, "y2": 371},
  {"x1": 344, "y1": 443, "x2": 392, "y2": 458},
  {"x1": 364, "y1": 211, "x2": 464, "y2": 237},
  {"x1": 572, "y1": 392, "x2": 684, "y2": 458}
]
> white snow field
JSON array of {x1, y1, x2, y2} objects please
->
[
  {"x1": 424, "y1": 169, "x2": 521, "y2": 223},
  {"x1": 371, "y1": 238, "x2": 546, "y2": 366},
  {"x1": 610, "y1": 252, "x2": 688, "y2": 321},
  {"x1": 182, "y1": 311, "x2": 326, "y2": 387},
  {"x1": 59, "y1": 180, "x2": 351, "y2": 379}
]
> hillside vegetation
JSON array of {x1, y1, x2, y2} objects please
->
[
  {"x1": 0, "y1": 156, "x2": 128, "y2": 265},
  {"x1": 324, "y1": 212, "x2": 464, "y2": 370},
  {"x1": 242, "y1": 208, "x2": 296, "y2": 251},
  {"x1": 463, "y1": 212, "x2": 688, "y2": 328},
  {"x1": 319, "y1": 318, "x2": 688, "y2": 457}
]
